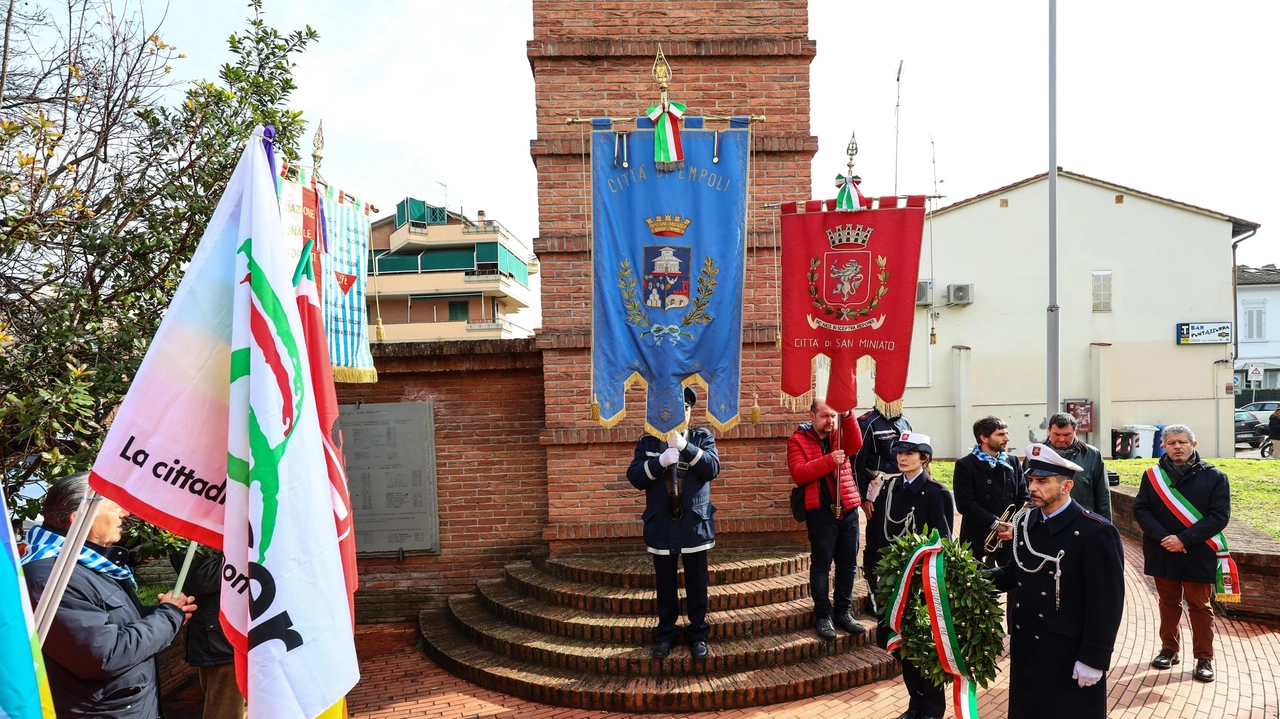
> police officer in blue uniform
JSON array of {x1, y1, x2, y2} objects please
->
[
  {"x1": 626, "y1": 386, "x2": 721, "y2": 660},
  {"x1": 866, "y1": 432, "x2": 954, "y2": 719},
  {"x1": 990, "y1": 444, "x2": 1125, "y2": 719}
]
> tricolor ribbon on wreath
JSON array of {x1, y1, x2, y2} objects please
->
[
  {"x1": 1144, "y1": 466, "x2": 1242, "y2": 602},
  {"x1": 885, "y1": 530, "x2": 981, "y2": 719}
]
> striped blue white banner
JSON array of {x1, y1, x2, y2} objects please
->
[{"x1": 320, "y1": 196, "x2": 378, "y2": 383}]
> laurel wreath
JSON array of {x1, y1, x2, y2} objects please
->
[
  {"x1": 808, "y1": 255, "x2": 889, "y2": 320},
  {"x1": 617, "y1": 256, "x2": 717, "y2": 342},
  {"x1": 873, "y1": 531, "x2": 1006, "y2": 690}
]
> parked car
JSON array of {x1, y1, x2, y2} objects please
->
[
  {"x1": 1240, "y1": 401, "x2": 1280, "y2": 413},
  {"x1": 1235, "y1": 410, "x2": 1267, "y2": 447}
]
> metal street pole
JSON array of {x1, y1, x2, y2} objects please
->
[{"x1": 1047, "y1": 0, "x2": 1061, "y2": 420}]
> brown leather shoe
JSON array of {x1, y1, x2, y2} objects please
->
[
  {"x1": 1150, "y1": 648, "x2": 1179, "y2": 669},
  {"x1": 1193, "y1": 658, "x2": 1214, "y2": 682}
]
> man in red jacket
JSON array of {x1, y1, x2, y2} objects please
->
[{"x1": 787, "y1": 399, "x2": 867, "y2": 640}]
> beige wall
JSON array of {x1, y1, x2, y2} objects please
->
[{"x1": 872, "y1": 175, "x2": 1236, "y2": 458}]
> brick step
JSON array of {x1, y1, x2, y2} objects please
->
[
  {"x1": 533, "y1": 550, "x2": 810, "y2": 589},
  {"x1": 476, "y1": 579, "x2": 868, "y2": 643},
  {"x1": 447, "y1": 592, "x2": 875, "y2": 676},
  {"x1": 420, "y1": 610, "x2": 900, "y2": 712},
  {"x1": 505, "y1": 562, "x2": 811, "y2": 615}
]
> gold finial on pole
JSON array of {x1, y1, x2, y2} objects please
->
[
  {"x1": 312, "y1": 119, "x2": 325, "y2": 180},
  {"x1": 846, "y1": 128, "x2": 858, "y2": 177},
  {"x1": 652, "y1": 45, "x2": 671, "y2": 103}
]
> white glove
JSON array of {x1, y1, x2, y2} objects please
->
[
  {"x1": 668, "y1": 432, "x2": 688, "y2": 451},
  {"x1": 865, "y1": 475, "x2": 884, "y2": 503},
  {"x1": 1072, "y1": 661, "x2": 1103, "y2": 688},
  {"x1": 658, "y1": 448, "x2": 681, "y2": 467}
]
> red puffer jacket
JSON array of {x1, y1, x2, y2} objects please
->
[{"x1": 787, "y1": 421, "x2": 863, "y2": 513}]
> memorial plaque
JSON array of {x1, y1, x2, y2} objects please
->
[{"x1": 339, "y1": 401, "x2": 439, "y2": 555}]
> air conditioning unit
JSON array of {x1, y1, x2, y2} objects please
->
[
  {"x1": 946, "y1": 283, "x2": 974, "y2": 306},
  {"x1": 915, "y1": 280, "x2": 934, "y2": 306}
]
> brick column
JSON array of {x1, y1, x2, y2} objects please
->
[{"x1": 530, "y1": 1, "x2": 819, "y2": 552}]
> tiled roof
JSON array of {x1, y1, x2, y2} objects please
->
[
  {"x1": 931, "y1": 169, "x2": 1260, "y2": 238},
  {"x1": 1238, "y1": 265, "x2": 1280, "y2": 285}
]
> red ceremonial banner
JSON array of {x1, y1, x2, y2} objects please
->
[{"x1": 781, "y1": 197, "x2": 927, "y2": 414}]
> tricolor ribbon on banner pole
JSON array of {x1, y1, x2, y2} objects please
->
[
  {"x1": 1145, "y1": 466, "x2": 1241, "y2": 602},
  {"x1": 645, "y1": 100, "x2": 686, "y2": 170},
  {"x1": 834, "y1": 174, "x2": 865, "y2": 211},
  {"x1": 884, "y1": 531, "x2": 980, "y2": 719}
]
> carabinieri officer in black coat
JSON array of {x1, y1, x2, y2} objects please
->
[
  {"x1": 626, "y1": 386, "x2": 721, "y2": 661},
  {"x1": 990, "y1": 444, "x2": 1125, "y2": 719}
]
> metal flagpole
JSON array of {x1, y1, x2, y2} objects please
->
[
  {"x1": 34, "y1": 488, "x2": 102, "y2": 645},
  {"x1": 1046, "y1": 0, "x2": 1061, "y2": 420},
  {"x1": 174, "y1": 541, "x2": 200, "y2": 596}
]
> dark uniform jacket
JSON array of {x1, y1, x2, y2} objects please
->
[
  {"x1": 990, "y1": 500, "x2": 1125, "y2": 719},
  {"x1": 1132, "y1": 453, "x2": 1231, "y2": 584},
  {"x1": 853, "y1": 410, "x2": 911, "y2": 498},
  {"x1": 25, "y1": 546, "x2": 185, "y2": 719},
  {"x1": 865, "y1": 470, "x2": 954, "y2": 575},
  {"x1": 626, "y1": 427, "x2": 721, "y2": 554},
  {"x1": 954, "y1": 452, "x2": 1029, "y2": 563},
  {"x1": 170, "y1": 552, "x2": 234, "y2": 666}
]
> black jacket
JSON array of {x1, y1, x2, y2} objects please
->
[
  {"x1": 170, "y1": 552, "x2": 234, "y2": 666},
  {"x1": 1026, "y1": 440, "x2": 1111, "y2": 521},
  {"x1": 865, "y1": 470, "x2": 954, "y2": 578},
  {"x1": 853, "y1": 410, "x2": 912, "y2": 497},
  {"x1": 626, "y1": 427, "x2": 720, "y2": 554},
  {"x1": 991, "y1": 501, "x2": 1125, "y2": 719},
  {"x1": 954, "y1": 452, "x2": 1029, "y2": 564},
  {"x1": 1132, "y1": 453, "x2": 1231, "y2": 584},
  {"x1": 25, "y1": 544, "x2": 185, "y2": 719}
]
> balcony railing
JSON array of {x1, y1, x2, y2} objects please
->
[
  {"x1": 462, "y1": 269, "x2": 516, "y2": 283},
  {"x1": 461, "y1": 220, "x2": 514, "y2": 240},
  {"x1": 465, "y1": 317, "x2": 513, "y2": 332}
]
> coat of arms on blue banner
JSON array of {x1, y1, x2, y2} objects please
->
[{"x1": 592, "y1": 116, "x2": 749, "y2": 437}]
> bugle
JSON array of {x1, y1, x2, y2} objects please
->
[{"x1": 983, "y1": 504, "x2": 1019, "y2": 553}]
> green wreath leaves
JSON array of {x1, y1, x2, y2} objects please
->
[
  {"x1": 617, "y1": 256, "x2": 717, "y2": 343},
  {"x1": 808, "y1": 255, "x2": 889, "y2": 320},
  {"x1": 617, "y1": 259, "x2": 651, "y2": 328},
  {"x1": 874, "y1": 530, "x2": 1006, "y2": 690}
]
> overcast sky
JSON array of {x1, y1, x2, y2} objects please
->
[{"x1": 145, "y1": 0, "x2": 1277, "y2": 266}]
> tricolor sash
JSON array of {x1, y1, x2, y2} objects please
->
[
  {"x1": 885, "y1": 531, "x2": 980, "y2": 719},
  {"x1": 1144, "y1": 466, "x2": 1241, "y2": 602}
]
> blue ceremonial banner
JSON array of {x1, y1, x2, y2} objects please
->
[
  {"x1": 592, "y1": 116, "x2": 749, "y2": 437},
  {"x1": 320, "y1": 194, "x2": 378, "y2": 383}
]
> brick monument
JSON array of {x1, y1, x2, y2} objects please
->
[{"x1": 339, "y1": 2, "x2": 900, "y2": 709}]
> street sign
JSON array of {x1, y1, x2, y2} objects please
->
[
  {"x1": 1247, "y1": 364, "x2": 1264, "y2": 380},
  {"x1": 1176, "y1": 322, "x2": 1232, "y2": 345}
]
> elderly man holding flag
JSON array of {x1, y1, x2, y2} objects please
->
[{"x1": 56, "y1": 127, "x2": 361, "y2": 719}]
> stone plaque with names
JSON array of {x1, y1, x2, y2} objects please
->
[{"x1": 339, "y1": 401, "x2": 439, "y2": 555}]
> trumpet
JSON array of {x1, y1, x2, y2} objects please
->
[{"x1": 984, "y1": 504, "x2": 1019, "y2": 553}]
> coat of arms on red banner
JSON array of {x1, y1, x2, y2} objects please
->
[{"x1": 781, "y1": 197, "x2": 926, "y2": 414}]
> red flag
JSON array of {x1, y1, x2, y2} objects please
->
[
  {"x1": 781, "y1": 197, "x2": 926, "y2": 414},
  {"x1": 296, "y1": 238, "x2": 359, "y2": 626}
]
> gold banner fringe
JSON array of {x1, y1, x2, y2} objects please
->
[
  {"x1": 597, "y1": 407, "x2": 628, "y2": 431},
  {"x1": 781, "y1": 390, "x2": 814, "y2": 414},
  {"x1": 1217, "y1": 593, "x2": 1242, "y2": 603},
  {"x1": 333, "y1": 366, "x2": 378, "y2": 384},
  {"x1": 875, "y1": 396, "x2": 904, "y2": 419}
]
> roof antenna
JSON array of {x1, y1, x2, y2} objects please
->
[{"x1": 894, "y1": 60, "x2": 904, "y2": 196}]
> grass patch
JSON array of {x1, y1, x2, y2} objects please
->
[
  {"x1": 926, "y1": 458, "x2": 1280, "y2": 541},
  {"x1": 134, "y1": 583, "x2": 171, "y2": 607}
]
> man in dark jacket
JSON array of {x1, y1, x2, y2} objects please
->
[
  {"x1": 955, "y1": 415, "x2": 1028, "y2": 567},
  {"x1": 990, "y1": 444, "x2": 1124, "y2": 719},
  {"x1": 23, "y1": 473, "x2": 195, "y2": 719},
  {"x1": 1132, "y1": 424, "x2": 1230, "y2": 683},
  {"x1": 1038, "y1": 412, "x2": 1111, "y2": 521},
  {"x1": 171, "y1": 550, "x2": 245, "y2": 718},
  {"x1": 626, "y1": 386, "x2": 721, "y2": 660},
  {"x1": 867, "y1": 433, "x2": 953, "y2": 719},
  {"x1": 787, "y1": 400, "x2": 867, "y2": 640}
]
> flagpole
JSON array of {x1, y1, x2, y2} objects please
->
[
  {"x1": 34, "y1": 488, "x2": 101, "y2": 646},
  {"x1": 174, "y1": 541, "x2": 199, "y2": 596},
  {"x1": 1046, "y1": 0, "x2": 1061, "y2": 420}
]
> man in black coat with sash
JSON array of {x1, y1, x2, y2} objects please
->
[
  {"x1": 990, "y1": 444, "x2": 1124, "y2": 719},
  {"x1": 626, "y1": 386, "x2": 721, "y2": 660},
  {"x1": 1132, "y1": 423, "x2": 1231, "y2": 682},
  {"x1": 955, "y1": 415, "x2": 1029, "y2": 567}
]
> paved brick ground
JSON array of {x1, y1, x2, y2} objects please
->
[{"x1": 165, "y1": 531, "x2": 1280, "y2": 718}]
